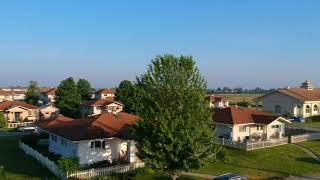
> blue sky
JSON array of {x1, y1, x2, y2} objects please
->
[{"x1": 0, "y1": 0, "x2": 320, "y2": 89}]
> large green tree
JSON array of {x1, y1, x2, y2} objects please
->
[
  {"x1": 25, "y1": 81, "x2": 40, "y2": 105},
  {"x1": 133, "y1": 55, "x2": 219, "y2": 180},
  {"x1": 115, "y1": 80, "x2": 138, "y2": 114},
  {"x1": 77, "y1": 79, "x2": 94, "y2": 101},
  {"x1": 55, "y1": 77, "x2": 81, "y2": 118},
  {"x1": 0, "y1": 112, "x2": 6, "y2": 130}
]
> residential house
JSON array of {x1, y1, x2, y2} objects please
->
[
  {"x1": 214, "y1": 106, "x2": 290, "y2": 142},
  {"x1": 36, "y1": 112, "x2": 139, "y2": 167},
  {"x1": 40, "y1": 88, "x2": 56, "y2": 105},
  {"x1": 206, "y1": 94, "x2": 229, "y2": 108},
  {"x1": 0, "y1": 100, "x2": 40, "y2": 128},
  {"x1": 80, "y1": 98, "x2": 123, "y2": 116},
  {"x1": 40, "y1": 105, "x2": 60, "y2": 120},
  {"x1": 94, "y1": 88, "x2": 115, "y2": 99},
  {"x1": 256, "y1": 81, "x2": 320, "y2": 119},
  {"x1": 0, "y1": 87, "x2": 28, "y2": 101}
]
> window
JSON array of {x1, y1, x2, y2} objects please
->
[
  {"x1": 90, "y1": 140, "x2": 106, "y2": 150},
  {"x1": 239, "y1": 125, "x2": 246, "y2": 132},
  {"x1": 314, "y1": 105, "x2": 319, "y2": 112},
  {"x1": 272, "y1": 125, "x2": 281, "y2": 129},
  {"x1": 256, "y1": 125, "x2": 263, "y2": 130},
  {"x1": 275, "y1": 105, "x2": 281, "y2": 114},
  {"x1": 306, "y1": 105, "x2": 311, "y2": 114}
]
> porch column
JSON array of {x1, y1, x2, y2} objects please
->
[{"x1": 127, "y1": 140, "x2": 136, "y2": 163}]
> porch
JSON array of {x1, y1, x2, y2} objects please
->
[{"x1": 7, "y1": 121, "x2": 33, "y2": 128}]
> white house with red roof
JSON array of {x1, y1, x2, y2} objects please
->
[
  {"x1": 257, "y1": 81, "x2": 320, "y2": 119},
  {"x1": 214, "y1": 106, "x2": 291, "y2": 142},
  {"x1": 36, "y1": 112, "x2": 139, "y2": 167},
  {"x1": 80, "y1": 98, "x2": 123, "y2": 116},
  {"x1": 94, "y1": 88, "x2": 115, "y2": 99},
  {"x1": 206, "y1": 94, "x2": 229, "y2": 108},
  {"x1": 40, "y1": 88, "x2": 56, "y2": 105}
]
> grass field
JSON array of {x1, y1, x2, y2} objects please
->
[
  {"x1": 0, "y1": 137, "x2": 56, "y2": 180},
  {"x1": 1, "y1": 136, "x2": 320, "y2": 179},
  {"x1": 297, "y1": 140, "x2": 320, "y2": 156},
  {"x1": 292, "y1": 122, "x2": 320, "y2": 127},
  {"x1": 194, "y1": 144, "x2": 320, "y2": 179},
  {"x1": 216, "y1": 94, "x2": 263, "y2": 104}
]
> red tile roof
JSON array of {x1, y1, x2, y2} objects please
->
[
  {"x1": 96, "y1": 88, "x2": 115, "y2": 95},
  {"x1": 0, "y1": 100, "x2": 39, "y2": 111},
  {"x1": 214, "y1": 106, "x2": 279, "y2": 125},
  {"x1": 0, "y1": 90, "x2": 13, "y2": 96},
  {"x1": 80, "y1": 97, "x2": 122, "y2": 107},
  {"x1": 257, "y1": 88, "x2": 320, "y2": 102},
  {"x1": 40, "y1": 88, "x2": 56, "y2": 95},
  {"x1": 37, "y1": 112, "x2": 139, "y2": 141}
]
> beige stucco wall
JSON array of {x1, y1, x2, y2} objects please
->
[{"x1": 5, "y1": 107, "x2": 39, "y2": 122}]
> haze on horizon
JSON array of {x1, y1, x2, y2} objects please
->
[{"x1": 0, "y1": 0, "x2": 320, "y2": 89}]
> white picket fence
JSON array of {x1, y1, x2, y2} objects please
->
[
  {"x1": 19, "y1": 141, "x2": 66, "y2": 179},
  {"x1": 218, "y1": 138, "x2": 289, "y2": 151},
  {"x1": 290, "y1": 133, "x2": 320, "y2": 143},
  {"x1": 246, "y1": 138, "x2": 288, "y2": 150},
  {"x1": 66, "y1": 162, "x2": 145, "y2": 179}
]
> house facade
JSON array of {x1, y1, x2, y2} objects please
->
[
  {"x1": 206, "y1": 95, "x2": 229, "y2": 108},
  {"x1": 0, "y1": 100, "x2": 40, "y2": 128},
  {"x1": 214, "y1": 106, "x2": 290, "y2": 142},
  {"x1": 80, "y1": 98, "x2": 123, "y2": 116},
  {"x1": 94, "y1": 88, "x2": 115, "y2": 99},
  {"x1": 257, "y1": 81, "x2": 320, "y2": 119},
  {"x1": 40, "y1": 105, "x2": 60, "y2": 120},
  {"x1": 0, "y1": 87, "x2": 27, "y2": 101},
  {"x1": 36, "y1": 112, "x2": 139, "y2": 167},
  {"x1": 40, "y1": 88, "x2": 56, "y2": 105}
]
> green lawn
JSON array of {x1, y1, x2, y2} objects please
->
[
  {"x1": 292, "y1": 122, "x2": 320, "y2": 127},
  {"x1": 297, "y1": 140, "x2": 320, "y2": 156},
  {"x1": 0, "y1": 137, "x2": 56, "y2": 180},
  {"x1": 194, "y1": 145, "x2": 320, "y2": 179}
]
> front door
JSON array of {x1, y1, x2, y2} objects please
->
[{"x1": 14, "y1": 112, "x2": 21, "y2": 121}]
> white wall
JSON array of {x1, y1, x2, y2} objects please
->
[
  {"x1": 261, "y1": 92, "x2": 302, "y2": 116},
  {"x1": 48, "y1": 135, "x2": 77, "y2": 158}
]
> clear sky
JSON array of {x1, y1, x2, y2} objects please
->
[{"x1": 0, "y1": 0, "x2": 320, "y2": 89}]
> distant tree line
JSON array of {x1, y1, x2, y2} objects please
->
[{"x1": 207, "y1": 87, "x2": 275, "y2": 94}]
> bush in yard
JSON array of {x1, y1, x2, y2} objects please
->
[
  {"x1": 306, "y1": 115, "x2": 320, "y2": 122},
  {"x1": 236, "y1": 100, "x2": 250, "y2": 107},
  {"x1": 57, "y1": 157, "x2": 80, "y2": 173},
  {"x1": 21, "y1": 133, "x2": 39, "y2": 148}
]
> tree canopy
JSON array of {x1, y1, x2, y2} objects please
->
[
  {"x1": 25, "y1": 81, "x2": 40, "y2": 105},
  {"x1": 115, "y1": 80, "x2": 138, "y2": 114},
  {"x1": 133, "y1": 55, "x2": 219, "y2": 180},
  {"x1": 55, "y1": 77, "x2": 81, "y2": 118},
  {"x1": 77, "y1": 79, "x2": 94, "y2": 101}
]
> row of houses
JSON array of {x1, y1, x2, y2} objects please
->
[{"x1": 6, "y1": 80, "x2": 320, "y2": 170}]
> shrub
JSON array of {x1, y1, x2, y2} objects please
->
[
  {"x1": 57, "y1": 157, "x2": 80, "y2": 173},
  {"x1": 282, "y1": 112, "x2": 293, "y2": 119},
  {"x1": 236, "y1": 101, "x2": 250, "y2": 107},
  {"x1": 21, "y1": 133, "x2": 39, "y2": 148},
  {"x1": 310, "y1": 115, "x2": 320, "y2": 122}
]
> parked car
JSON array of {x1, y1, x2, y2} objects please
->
[
  {"x1": 214, "y1": 173, "x2": 247, "y2": 180},
  {"x1": 17, "y1": 125, "x2": 37, "y2": 132}
]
